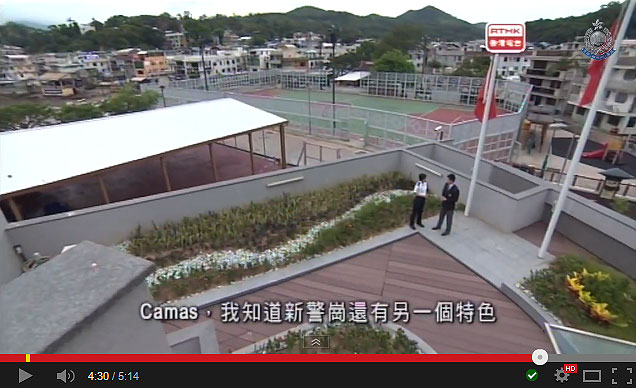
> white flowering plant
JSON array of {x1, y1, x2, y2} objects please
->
[{"x1": 145, "y1": 190, "x2": 411, "y2": 287}]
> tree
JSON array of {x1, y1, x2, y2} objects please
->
[
  {"x1": 377, "y1": 24, "x2": 423, "y2": 57},
  {"x1": 212, "y1": 28, "x2": 225, "y2": 44},
  {"x1": 0, "y1": 104, "x2": 54, "y2": 131},
  {"x1": 101, "y1": 86, "x2": 160, "y2": 115},
  {"x1": 373, "y1": 50, "x2": 415, "y2": 73},
  {"x1": 56, "y1": 104, "x2": 103, "y2": 123},
  {"x1": 332, "y1": 41, "x2": 378, "y2": 72},
  {"x1": 428, "y1": 60, "x2": 443, "y2": 69},
  {"x1": 452, "y1": 56, "x2": 491, "y2": 77},
  {"x1": 90, "y1": 18, "x2": 104, "y2": 31},
  {"x1": 250, "y1": 36, "x2": 266, "y2": 47}
]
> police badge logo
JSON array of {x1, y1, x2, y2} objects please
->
[{"x1": 582, "y1": 19, "x2": 616, "y2": 60}]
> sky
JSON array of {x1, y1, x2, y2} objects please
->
[{"x1": 0, "y1": 0, "x2": 614, "y2": 25}]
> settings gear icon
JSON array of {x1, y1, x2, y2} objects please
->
[{"x1": 555, "y1": 367, "x2": 570, "y2": 383}]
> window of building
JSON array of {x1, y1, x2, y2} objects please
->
[
  {"x1": 576, "y1": 106, "x2": 586, "y2": 115},
  {"x1": 516, "y1": 57, "x2": 520, "y2": 62},
  {"x1": 546, "y1": 98, "x2": 556, "y2": 106},
  {"x1": 615, "y1": 92, "x2": 628, "y2": 103},
  {"x1": 606, "y1": 90, "x2": 611, "y2": 98},
  {"x1": 503, "y1": 57, "x2": 508, "y2": 62},
  {"x1": 628, "y1": 117, "x2": 636, "y2": 127},
  {"x1": 607, "y1": 115, "x2": 621, "y2": 126},
  {"x1": 624, "y1": 69, "x2": 636, "y2": 81}
]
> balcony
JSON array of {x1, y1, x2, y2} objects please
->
[
  {"x1": 606, "y1": 79, "x2": 636, "y2": 94},
  {"x1": 599, "y1": 103, "x2": 632, "y2": 115}
]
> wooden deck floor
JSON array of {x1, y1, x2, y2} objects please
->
[{"x1": 164, "y1": 234, "x2": 554, "y2": 354}]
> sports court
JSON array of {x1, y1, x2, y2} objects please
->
[{"x1": 246, "y1": 88, "x2": 485, "y2": 124}]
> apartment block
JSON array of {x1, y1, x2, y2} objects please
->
[
  {"x1": 165, "y1": 31, "x2": 187, "y2": 50},
  {"x1": 521, "y1": 48, "x2": 587, "y2": 120},
  {"x1": 566, "y1": 40, "x2": 636, "y2": 135}
]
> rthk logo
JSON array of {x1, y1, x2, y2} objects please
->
[
  {"x1": 485, "y1": 23, "x2": 526, "y2": 53},
  {"x1": 564, "y1": 364, "x2": 578, "y2": 374}
]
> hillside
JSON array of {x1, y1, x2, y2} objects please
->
[
  {"x1": 526, "y1": 1, "x2": 635, "y2": 43},
  {"x1": 396, "y1": 6, "x2": 483, "y2": 41},
  {"x1": 1, "y1": 3, "x2": 634, "y2": 53}
]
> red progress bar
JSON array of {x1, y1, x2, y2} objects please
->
[{"x1": 0, "y1": 354, "x2": 532, "y2": 362}]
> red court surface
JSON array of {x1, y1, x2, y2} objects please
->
[
  {"x1": 412, "y1": 108, "x2": 511, "y2": 124},
  {"x1": 243, "y1": 88, "x2": 281, "y2": 97}
]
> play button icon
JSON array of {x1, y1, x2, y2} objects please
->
[{"x1": 18, "y1": 368, "x2": 33, "y2": 383}]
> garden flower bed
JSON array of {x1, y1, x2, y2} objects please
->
[
  {"x1": 149, "y1": 189, "x2": 442, "y2": 302},
  {"x1": 521, "y1": 255, "x2": 636, "y2": 342},
  {"x1": 128, "y1": 172, "x2": 413, "y2": 267},
  {"x1": 246, "y1": 323, "x2": 421, "y2": 354},
  {"x1": 123, "y1": 172, "x2": 448, "y2": 302}
]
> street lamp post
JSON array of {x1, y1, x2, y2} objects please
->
[
  {"x1": 159, "y1": 85, "x2": 166, "y2": 107},
  {"x1": 199, "y1": 43, "x2": 209, "y2": 91},
  {"x1": 329, "y1": 27, "x2": 337, "y2": 133},
  {"x1": 560, "y1": 133, "x2": 580, "y2": 175}
]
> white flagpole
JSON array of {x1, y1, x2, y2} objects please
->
[
  {"x1": 465, "y1": 53, "x2": 500, "y2": 216},
  {"x1": 538, "y1": 0, "x2": 635, "y2": 258}
]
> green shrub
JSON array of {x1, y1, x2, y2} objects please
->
[
  {"x1": 523, "y1": 255, "x2": 636, "y2": 341},
  {"x1": 128, "y1": 172, "x2": 414, "y2": 266},
  {"x1": 612, "y1": 197, "x2": 632, "y2": 215}
]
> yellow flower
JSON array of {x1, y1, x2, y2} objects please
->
[
  {"x1": 566, "y1": 275, "x2": 585, "y2": 293},
  {"x1": 578, "y1": 290, "x2": 594, "y2": 304},
  {"x1": 589, "y1": 302, "x2": 618, "y2": 322}
]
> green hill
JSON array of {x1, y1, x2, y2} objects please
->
[
  {"x1": 0, "y1": 3, "x2": 633, "y2": 53},
  {"x1": 526, "y1": 1, "x2": 635, "y2": 43}
]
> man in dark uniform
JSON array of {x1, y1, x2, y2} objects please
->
[
  {"x1": 409, "y1": 173, "x2": 427, "y2": 230},
  {"x1": 432, "y1": 174, "x2": 459, "y2": 236}
]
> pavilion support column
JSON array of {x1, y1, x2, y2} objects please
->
[
  {"x1": 208, "y1": 142, "x2": 219, "y2": 181},
  {"x1": 160, "y1": 156, "x2": 172, "y2": 192},
  {"x1": 98, "y1": 176, "x2": 110, "y2": 204},
  {"x1": 279, "y1": 124, "x2": 287, "y2": 169},
  {"x1": 248, "y1": 132, "x2": 255, "y2": 175},
  {"x1": 8, "y1": 197, "x2": 23, "y2": 221}
]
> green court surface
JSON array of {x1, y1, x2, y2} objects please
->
[{"x1": 274, "y1": 89, "x2": 440, "y2": 114}]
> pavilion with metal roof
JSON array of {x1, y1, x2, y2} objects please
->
[{"x1": 0, "y1": 98, "x2": 288, "y2": 221}]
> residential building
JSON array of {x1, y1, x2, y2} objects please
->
[
  {"x1": 428, "y1": 42, "x2": 465, "y2": 70},
  {"x1": 566, "y1": 40, "x2": 636, "y2": 135},
  {"x1": 409, "y1": 49, "x2": 428, "y2": 72},
  {"x1": 109, "y1": 49, "x2": 138, "y2": 82},
  {"x1": 38, "y1": 72, "x2": 77, "y2": 96},
  {"x1": 293, "y1": 32, "x2": 322, "y2": 49},
  {"x1": 0, "y1": 44, "x2": 24, "y2": 56},
  {"x1": 168, "y1": 51, "x2": 245, "y2": 79},
  {"x1": 78, "y1": 23, "x2": 95, "y2": 35},
  {"x1": 521, "y1": 46, "x2": 588, "y2": 119},
  {"x1": 165, "y1": 31, "x2": 187, "y2": 50},
  {"x1": 248, "y1": 48, "x2": 276, "y2": 72},
  {"x1": 0, "y1": 52, "x2": 38, "y2": 82},
  {"x1": 75, "y1": 52, "x2": 113, "y2": 78},
  {"x1": 222, "y1": 31, "x2": 240, "y2": 47},
  {"x1": 497, "y1": 53, "x2": 531, "y2": 79},
  {"x1": 134, "y1": 51, "x2": 172, "y2": 78}
]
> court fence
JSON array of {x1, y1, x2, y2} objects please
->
[{"x1": 147, "y1": 72, "x2": 528, "y2": 160}]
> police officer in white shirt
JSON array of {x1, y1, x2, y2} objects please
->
[{"x1": 410, "y1": 173, "x2": 427, "y2": 230}]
